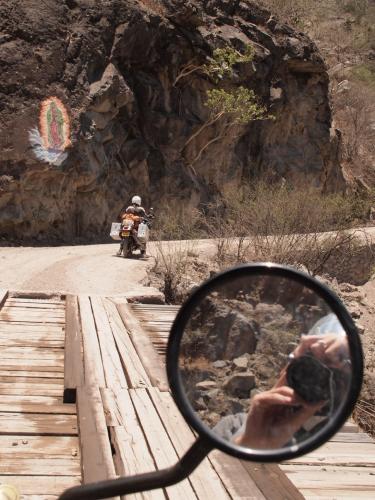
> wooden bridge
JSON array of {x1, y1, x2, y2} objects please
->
[{"x1": 0, "y1": 291, "x2": 374, "y2": 499}]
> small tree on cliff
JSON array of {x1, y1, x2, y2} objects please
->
[
  {"x1": 183, "y1": 87, "x2": 272, "y2": 165},
  {"x1": 176, "y1": 44, "x2": 274, "y2": 166}
]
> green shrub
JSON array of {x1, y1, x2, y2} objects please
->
[{"x1": 351, "y1": 64, "x2": 375, "y2": 87}]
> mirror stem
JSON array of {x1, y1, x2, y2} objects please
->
[{"x1": 59, "y1": 436, "x2": 213, "y2": 500}]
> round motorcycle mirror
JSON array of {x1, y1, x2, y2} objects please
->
[{"x1": 167, "y1": 263, "x2": 363, "y2": 462}]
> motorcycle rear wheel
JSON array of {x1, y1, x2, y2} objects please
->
[{"x1": 122, "y1": 238, "x2": 132, "y2": 258}]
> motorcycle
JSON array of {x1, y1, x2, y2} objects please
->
[
  {"x1": 59, "y1": 263, "x2": 363, "y2": 500},
  {"x1": 120, "y1": 210, "x2": 153, "y2": 258}
]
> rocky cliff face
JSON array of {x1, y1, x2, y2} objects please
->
[{"x1": 0, "y1": 0, "x2": 344, "y2": 242}]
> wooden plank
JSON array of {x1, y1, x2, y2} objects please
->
[
  {"x1": 240, "y1": 462, "x2": 305, "y2": 500},
  {"x1": 340, "y1": 421, "x2": 359, "y2": 433},
  {"x1": 5, "y1": 301, "x2": 64, "y2": 309},
  {"x1": 117, "y1": 303, "x2": 168, "y2": 391},
  {"x1": 64, "y1": 295, "x2": 84, "y2": 403},
  {"x1": 0, "y1": 385, "x2": 64, "y2": 397},
  {"x1": 90, "y1": 297, "x2": 128, "y2": 390},
  {"x1": 76, "y1": 386, "x2": 117, "y2": 484},
  {"x1": 108, "y1": 389, "x2": 165, "y2": 500},
  {"x1": 131, "y1": 304, "x2": 179, "y2": 308},
  {"x1": 0, "y1": 331, "x2": 64, "y2": 339},
  {"x1": 9, "y1": 291, "x2": 63, "y2": 300},
  {"x1": 143, "y1": 321, "x2": 175, "y2": 326},
  {"x1": 209, "y1": 450, "x2": 266, "y2": 499},
  {"x1": 0, "y1": 370, "x2": 63, "y2": 378},
  {"x1": 0, "y1": 434, "x2": 78, "y2": 456},
  {"x1": 281, "y1": 465, "x2": 375, "y2": 489},
  {"x1": 0, "y1": 335, "x2": 64, "y2": 345},
  {"x1": 100, "y1": 388, "x2": 123, "y2": 427},
  {"x1": 0, "y1": 375, "x2": 63, "y2": 384},
  {"x1": 0, "y1": 346, "x2": 64, "y2": 359},
  {"x1": 148, "y1": 388, "x2": 230, "y2": 499},
  {"x1": 79, "y1": 296, "x2": 106, "y2": 387},
  {"x1": 104, "y1": 299, "x2": 150, "y2": 389},
  {"x1": 301, "y1": 490, "x2": 375, "y2": 499},
  {"x1": 0, "y1": 289, "x2": 8, "y2": 308},
  {"x1": 0, "y1": 315, "x2": 65, "y2": 324},
  {"x1": 130, "y1": 388, "x2": 196, "y2": 500},
  {"x1": 0, "y1": 337, "x2": 64, "y2": 348},
  {"x1": 287, "y1": 441, "x2": 375, "y2": 466},
  {"x1": 0, "y1": 358, "x2": 64, "y2": 371},
  {"x1": 138, "y1": 314, "x2": 178, "y2": 319},
  {"x1": 0, "y1": 476, "x2": 80, "y2": 496},
  {"x1": 0, "y1": 413, "x2": 78, "y2": 435},
  {"x1": 330, "y1": 432, "x2": 374, "y2": 443},
  {"x1": 1, "y1": 307, "x2": 65, "y2": 317},
  {"x1": 112, "y1": 428, "x2": 166, "y2": 500},
  {"x1": 16, "y1": 495, "x2": 59, "y2": 500},
  {"x1": 0, "y1": 457, "x2": 80, "y2": 476},
  {"x1": 0, "y1": 308, "x2": 64, "y2": 317},
  {"x1": 7, "y1": 297, "x2": 64, "y2": 305},
  {"x1": 6, "y1": 299, "x2": 65, "y2": 311},
  {"x1": 0, "y1": 324, "x2": 64, "y2": 332},
  {"x1": 0, "y1": 395, "x2": 76, "y2": 414}
]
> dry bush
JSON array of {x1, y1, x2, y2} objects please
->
[
  {"x1": 205, "y1": 181, "x2": 373, "y2": 280},
  {"x1": 139, "y1": 0, "x2": 166, "y2": 16},
  {"x1": 354, "y1": 398, "x2": 375, "y2": 438},
  {"x1": 202, "y1": 197, "x2": 251, "y2": 266},
  {"x1": 152, "y1": 239, "x2": 198, "y2": 304},
  {"x1": 151, "y1": 205, "x2": 202, "y2": 241},
  {"x1": 333, "y1": 83, "x2": 375, "y2": 161},
  {"x1": 259, "y1": 0, "x2": 319, "y2": 27}
]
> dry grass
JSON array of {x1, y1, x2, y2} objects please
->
[
  {"x1": 333, "y1": 82, "x2": 375, "y2": 165},
  {"x1": 354, "y1": 398, "x2": 375, "y2": 438},
  {"x1": 152, "y1": 239, "x2": 198, "y2": 304},
  {"x1": 139, "y1": 0, "x2": 166, "y2": 16},
  {"x1": 260, "y1": 0, "x2": 375, "y2": 185},
  {"x1": 204, "y1": 181, "x2": 374, "y2": 279}
]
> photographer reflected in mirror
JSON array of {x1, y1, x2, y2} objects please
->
[
  {"x1": 217, "y1": 313, "x2": 350, "y2": 449},
  {"x1": 179, "y1": 275, "x2": 353, "y2": 451}
]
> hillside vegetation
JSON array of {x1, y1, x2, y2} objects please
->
[{"x1": 261, "y1": 0, "x2": 375, "y2": 188}]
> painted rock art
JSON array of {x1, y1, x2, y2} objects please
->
[{"x1": 29, "y1": 97, "x2": 71, "y2": 166}]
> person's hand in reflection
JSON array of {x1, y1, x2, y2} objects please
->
[
  {"x1": 292, "y1": 334, "x2": 350, "y2": 371},
  {"x1": 234, "y1": 372, "x2": 323, "y2": 449}
]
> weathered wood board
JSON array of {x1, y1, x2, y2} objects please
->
[{"x1": 0, "y1": 294, "x2": 81, "y2": 497}]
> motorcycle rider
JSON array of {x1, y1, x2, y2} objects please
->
[{"x1": 117, "y1": 196, "x2": 151, "y2": 256}]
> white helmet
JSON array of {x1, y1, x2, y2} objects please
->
[{"x1": 132, "y1": 195, "x2": 141, "y2": 206}]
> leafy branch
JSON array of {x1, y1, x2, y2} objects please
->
[
  {"x1": 173, "y1": 45, "x2": 254, "y2": 86},
  {"x1": 184, "y1": 87, "x2": 274, "y2": 165},
  {"x1": 205, "y1": 87, "x2": 271, "y2": 124},
  {"x1": 205, "y1": 45, "x2": 254, "y2": 83}
]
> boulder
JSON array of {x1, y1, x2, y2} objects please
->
[
  {"x1": 232, "y1": 355, "x2": 249, "y2": 371},
  {"x1": 212, "y1": 360, "x2": 227, "y2": 369},
  {"x1": 223, "y1": 373, "x2": 256, "y2": 398},
  {"x1": 196, "y1": 380, "x2": 217, "y2": 390}
]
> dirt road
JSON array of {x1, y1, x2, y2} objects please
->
[
  {"x1": 0, "y1": 243, "x2": 156, "y2": 297},
  {"x1": 1, "y1": 228, "x2": 374, "y2": 297}
]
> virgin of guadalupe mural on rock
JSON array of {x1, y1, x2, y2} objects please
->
[{"x1": 29, "y1": 97, "x2": 71, "y2": 166}]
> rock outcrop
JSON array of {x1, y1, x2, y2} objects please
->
[{"x1": 0, "y1": 0, "x2": 344, "y2": 241}]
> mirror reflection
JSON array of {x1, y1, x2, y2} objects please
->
[{"x1": 178, "y1": 274, "x2": 351, "y2": 451}]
